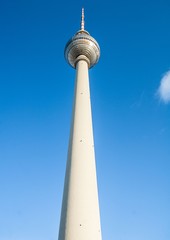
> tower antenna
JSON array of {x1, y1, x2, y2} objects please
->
[{"x1": 81, "y1": 7, "x2": 85, "y2": 30}]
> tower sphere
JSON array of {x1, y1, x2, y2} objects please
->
[{"x1": 64, "y1": 10, "x2": 100, "y2": 69}]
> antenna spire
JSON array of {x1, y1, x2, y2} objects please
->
[{"x1": 81, "y1": 8, "x2": 85, "y2": 30}]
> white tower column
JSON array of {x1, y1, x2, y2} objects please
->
[
  {"x1": 58, "y1": 58, "x2": 102, "y2": 240},
  {"x1": 58, "y1": 9, "x2": 102, "y2": 240}
]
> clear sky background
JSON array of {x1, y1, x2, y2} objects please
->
[{"x1": 0, "y1": 0, "x2": 170, "y2": 240}]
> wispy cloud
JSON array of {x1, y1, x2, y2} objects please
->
[{"x1": 157, "y1": 70, "x2": 170, "y2": 103}]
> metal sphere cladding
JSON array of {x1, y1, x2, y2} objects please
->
[{"x1": 65, "y1": 30, "x2": 100, "y2": 69}]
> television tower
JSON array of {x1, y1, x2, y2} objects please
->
[{"x1": 58, "y1": 8, "x2": 102, "y2": 240}]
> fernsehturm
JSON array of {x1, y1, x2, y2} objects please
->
[{"x1": 58, "y1": 8, "x2": 102, "y2": 240}]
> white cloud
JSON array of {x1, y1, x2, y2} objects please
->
[{"x1": 157, "y1": 70, "x2": 170, "y2": 103}]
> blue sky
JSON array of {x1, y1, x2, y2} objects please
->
[{"x1": 0, "y1": 0, "x2": 170, "y2": 239}]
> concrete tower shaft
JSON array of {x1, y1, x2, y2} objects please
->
[{"x1": 58, "y1": 9, "x2": 102, "y2": 240}]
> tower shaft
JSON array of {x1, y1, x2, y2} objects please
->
[{"x1": 58, "y1": 59, "x2": 102, "y2": 240}]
